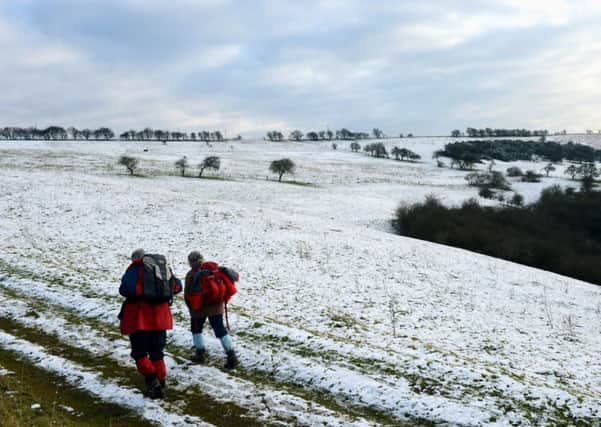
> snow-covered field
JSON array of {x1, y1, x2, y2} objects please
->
[{"x1": 1, "y1": 137, "x2": 600, "y2": 426}]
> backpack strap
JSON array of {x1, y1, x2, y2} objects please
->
[{"x1": 191, "y1": 269, "x2": 212, "y2": 293}]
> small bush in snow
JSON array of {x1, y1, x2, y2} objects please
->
[
  {"x1": 466, "y1": 171, "x2": 511, "y2": 190},
  {"x1": 506, "y1": 167, "x2": 523, "y2": 177},
  {"x1": 510, "y1": 193, "x2": 524, "y2": 206},
  {"x1": 479, "y1": 187, "x2": 495, "y2": 199},
  {"x1": 522, "y1": 170, "x2": 542, "y2": 183}
]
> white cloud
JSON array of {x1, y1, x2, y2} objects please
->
[
  {"x1": 22, "y1": 45, "x2": 80, "y2": 66},
  {"x1": 197, "y1": 44, "x2": 241, "y2": 69},
  {"x1": 1, "y1": 0, "x2": 601, "y2": 135}
]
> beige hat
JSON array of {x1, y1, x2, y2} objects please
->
[{"x1": 131, "y1": 248, "x2": 145, "y2": 261}]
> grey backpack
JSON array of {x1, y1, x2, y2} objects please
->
[{"x1": 142, "y1": 254, "x2": 174, "y2": 304}]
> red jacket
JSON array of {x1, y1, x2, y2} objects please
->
[{"x1": 119, "y1": 259, "x2": 182, "y2": 335}]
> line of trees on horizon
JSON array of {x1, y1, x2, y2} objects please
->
[
  {"x1": 265, "y1": 128, "x2": 415, "y2": 142},
  {"x1": 0, "y1": 126, "x2": 241, "y2": 142},
  {"x1": 1, "y1": 126, "x2": 115, "y2": 140},
  {"x1": 120, "y1": 129, "x2": 241, "y2": 142}
]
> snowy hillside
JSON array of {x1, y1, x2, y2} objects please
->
[{"x1": 0, "y1": 138, "x2": 600, "y2": 426}]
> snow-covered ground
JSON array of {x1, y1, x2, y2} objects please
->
[{"x1": 0, "y1": 137, "x2": 600, "y2": 426}]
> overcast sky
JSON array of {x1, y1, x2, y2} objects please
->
[{"x1": 1, "y1": 0, "x2": 600, "y2": 136}]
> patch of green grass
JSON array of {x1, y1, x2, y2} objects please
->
[
  {"x1": 325, "y1": 310, "x2": 359, "y2": 329},
  {"x1": 0, "y1": 347, "x2": 151, "y2": 427},
  {"x1": 0, "y1": 316, "x2": 267, "y2": 427}
]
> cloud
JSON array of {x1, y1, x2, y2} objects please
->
[{"x1": 1, "y1": 1, "x2": 600, "y2": 135}]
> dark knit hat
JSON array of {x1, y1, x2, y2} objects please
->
[{"x1": 188, "y1": 251, "x2": 203, "y2": 265}]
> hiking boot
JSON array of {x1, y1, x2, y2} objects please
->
[
  {"x1": 145, "y1": 374, "x2": 163, "y2": 399},
  {"x1": 225, "y1": 350, "x2": 239, "y2": 369},
  {"x1": 190, "y1": 348, "x2": 207, "y2": 364},
  {"x1": 160, "y1": 380, "x2": 166, "y2": 390}
]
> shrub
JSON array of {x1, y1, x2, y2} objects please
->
[
  {"x1": 118, "y1": 156, "x2": 139, "y2": 175},
  {"x1": 392, "y1": 195, "x2": 450, "y2": 240},
  {"x1": 350, "y1": 142, "x2": 361, "y2": 152},
  {"x1": 510, "y1": 193, "x2": 524, "y2": 206},
  {"x1": 539, "y1": 185, "x2": 564, "y2": 203},
  {"x1": 466, "y1": 171, "x2": 511, "y2": 190},
  {"x1": 479, "y1": 187, "x2": 495, "y2": 199},
  {"x1": 392, "y1": 187, "x2": 601, "y2": 286},
  {"x1": 581, "y1": 176, "x2": 596, "y2": 192},
  {"x1": 522, "y1": 170, "x2": 542, "y2": 183},
  {"x1": 432, "y1": 150, "x2": 445, "y2": 159},
  {"x1": 506, "y1": 167, "x2": 523, "y2": 177},
  {"x1": 270, "y1": 158, "x2": 295, "y2": 182},
  {"x1": 391, "y1": 147, "x2": 420, "y2": 162}
]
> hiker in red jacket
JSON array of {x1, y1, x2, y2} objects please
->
[
  {"x1": 119, "y1": 248, "x2": 182, "y2": 399},
  {"x1": 184, "y1": 251, "x2": 239, "y2": 368}
]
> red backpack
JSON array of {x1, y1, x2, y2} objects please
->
[{"x1": 187, "y1": 262, "x2": 238, "y2": 310}]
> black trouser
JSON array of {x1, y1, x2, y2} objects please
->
[
  {"x1": 191, "y1": 315, "x2": 228, "y2": 338},
  {"x1": 129, "y1": 330, "x2": 167, "y2": 361}
]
